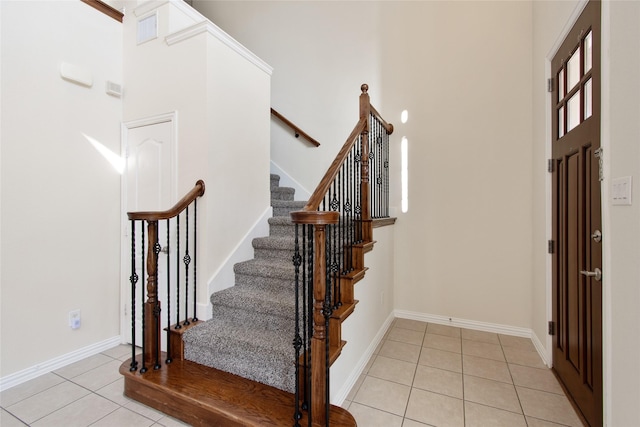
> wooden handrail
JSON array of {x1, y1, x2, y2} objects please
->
[
  {"x1": 370, "y1": 104, "x2": 394, "y2": 135},
  {"x1": 289, "y1": 84, "x2": 393, "y2": 426},
  {"x1": 128, "y1": 180, "x2": 206, "y2": 221},
  {"x1": 299, "y1": 119, "x2": 367, "y2": 213},
  {"x1": 270, "y1": 108, "x2": 321, "y2": 147},
  {"x1": 81, "y1": 0, "x2": 124, "y2": 22}
]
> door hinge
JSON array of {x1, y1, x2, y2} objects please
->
[
  {"x1": 547, "y1": 78, "x2": 554, "y2": 93},
  {"x1": 548, "y1": 158, "x2": 555, "y2": 173},
  {"x1": 594, "y1": 147, "x2": 604, "y2": 181},
  {"x1": 548, "y1": 321, "x2": 556, "y2": 335},
  {"x1": 548, "y1": 240, "x2": 555, "y2": 254}
]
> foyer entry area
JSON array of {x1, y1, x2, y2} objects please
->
[
  {"x1": 345, "y1": 318, "x2": 584, "y2": 427},
  {"x1": 1, "y1": 318, "x2": 583, "y2": 427}
]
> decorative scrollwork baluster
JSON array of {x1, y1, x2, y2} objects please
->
[
  {"x1": 129, "y1": 220, "x2": 139, "y2": 372},
  {"x1": 183, "y1": 206, "x2": 191, "y2": 326}
]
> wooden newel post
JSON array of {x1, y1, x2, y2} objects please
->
[
  {"x1": 290, "y1": 210, "x2": 339, "y2": 427},
  {"x1": 311, "y1": 222, "x2": 328, "y2": 426},
  {"x1": 359, "y1": 84, "x2": 373, "y2": 242},
  {"x1": 144, "y1": 220, "x2": 161, "y2": 368}
]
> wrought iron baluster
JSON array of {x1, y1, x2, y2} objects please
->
[
  {"x1": 140, "y1": 224, "x2": 147, "y2": 374},
  {"x1": 293, "y1": 224, "x2": 303, "y2": 425},
  {"x1": 340, "y1": 162, "x2": 345, "y2": 275},
  {"x1": 357, "y1": 134, "x2": 363, "y2": 243},
  {"x1": 165, "y1": 218, "x2": 172, "y2": 364},
  {"x1": 175, "y1": 214, "x2": 181, "y2": 330},
  {"x1": 153, "y1": 235, "x2": 161, "y2": 370},
  {"x1": 384, "y1": 127, "x2": 390, "y2": 217},
  {"x1": 129, "y1": 220, "x2": 139, "y2": 372},
  {"x1": 330, "y1": 180, "x2": 340, "y2": 309},
  {"x1": 192, "y1": 199, "x2": 198, "y2": 322},
  {"x1": 375, "y1": 116, "x2": 382, "y2": 218},
  {"x1": 306, "y1": 225, "x2": 314, "y2": 427},
  {"x1": 323, "y1": 228, "x2": 333, "y2": 427},
  {"x1": 183, "y1": 206, "x2": 191, "y2": 326},
  {"x1": 301, "y1": 224, "x2": 309, "y2": 412}
]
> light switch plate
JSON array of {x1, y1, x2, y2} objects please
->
[{"x1": 612, "y1": 176, "x2": 632, "y2": 205}]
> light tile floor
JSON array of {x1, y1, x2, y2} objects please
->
[
  {"x1": 1, "y1": 345, "x2": 189, "y2": 427},
  {"x1": 343, "y1": 318, "x2": 585, "y2": 427},
  {"x1": 0, "y1": 319, "x2": 584, "y2": 426}
]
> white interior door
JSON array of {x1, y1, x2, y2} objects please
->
[{"x1": 121, "y1": 114, "x2": 176, "y2": 348}]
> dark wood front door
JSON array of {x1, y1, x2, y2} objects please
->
[{"x1": 551, "y1": 2, "x2": 602, "y2": 426}]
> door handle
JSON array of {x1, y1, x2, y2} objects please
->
[
  {"x1": 591, "y1": 230, "x2": 602, "y2": 243},
  {"x1": 580, "y1": 267, "x2": 602, "y2": 281}
]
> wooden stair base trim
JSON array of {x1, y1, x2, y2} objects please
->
[
  {"x1": 372, "y1": 217, "x2": 397, "y2": 228},
  {"x1": 355, "y1": 240, "x2": 376, "y2": 254},
  {"x1": 329, "y1": 340, "x2": 348, "y2": 366},
  {"x1": 342, "y1": 267, "x2": 368, "y2": 284},
  {"x1": 120, "y1": 356, "x2": 356, "y2": 427},
  {"x1": 330, "y1": 302, "x2": 359, "y2": 349},
  {"x1": 166, "y1": 319, "x2": 203, "y2": 361},
  {"x1": 331, "y1": 300, "x2": 359, "y2": 322}
]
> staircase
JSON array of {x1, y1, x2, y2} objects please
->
[
  {"x1": 120, "y1": 175, "x2": 358, "y2": 426},
  {"x1": 182, "y1": 174, "x2": 306, "y2": 394},
  {"x1": 119, "y1": 84, "x2": 394, "y2": 427}
]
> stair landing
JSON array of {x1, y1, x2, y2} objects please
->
[{"x1": 119, "y1": 356, "x2": 356, "y2": 427}]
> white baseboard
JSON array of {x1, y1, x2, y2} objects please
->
[
  {"x1": 331, "y1": 312, "x2": 395, "y2": 406},
  {"x1": 394, "y1": 310, "x2": 550, "y2": 367},
  {"x1": 197, "y1": 302, "x2": 212, "y2": 321},
  {"x1": 0, "y1": 335, "x2": 122, "y2": 392},
  {"x1": 531, "y1": 331, "x2": 551, "y2": 367}
]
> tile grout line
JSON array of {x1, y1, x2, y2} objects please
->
[{"x1": 500, "y1": 335, "x2": 529, "y2": 426}]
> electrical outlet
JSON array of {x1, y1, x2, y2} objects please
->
[{"x1": 69, "y1": 309, "x2": 81, "y2": 330}]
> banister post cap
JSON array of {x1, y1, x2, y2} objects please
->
[{"x1": 361, "y1": 84, "x2": 368, "y2": 93}]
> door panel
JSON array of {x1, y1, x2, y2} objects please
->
[{"x1": 551, "y1": 1, "x2": 602, "y2": 426}]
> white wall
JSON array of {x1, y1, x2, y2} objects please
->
[
  {"x1": 0, "y1": 1, "x2": 123, "y2": 377},
  {"x1": 193, "y1": 1, "x2": 383, "y2": 193},
  {"x1": 196, "y1": 0, "x2": 535, "y2": 328},
  {"x1": 602, "y1": 1, "x2": 640, "y2": 424},
  {"x1": 122, "y1": 1, "x2": 271, "y2": 312},
  {"x1": 381, "y1": 1, "x2": 534, "y2": 329}
]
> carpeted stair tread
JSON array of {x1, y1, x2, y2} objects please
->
[
  {"x1": 268, "y1": 216, "x2": 295, "y2": 226},
  {"x1": 207, "y1": 304, "x2": 293, "y2": 332},
  {"x1": 253, "y1": 235, "x2": 296, "y2": 250},
  {"x1": 271, "y1": 200, "x2": 307, "y2": 217},
  {"x1": 270, "y1": 187, "x2": 295, "y2": 201},
  {"x1": 183, "y1": 175, "x2": 304, "y2": 394},
  {"x1": 183, "y1": 316, "x2": 296, "y2": 392},
  {"x1": 210, "y1": 283, "x2": 297, "y2": 320},
  {"x1": 234, "y1": 258, "x2": 294, "y2": 280},
  {"x1": 270, "y1": 173, "x2": 280, "y2": 189},
  {"x1": 268, "y1": 217, "x2": 296, "y2": 238},
  {"x1": 253, "y1": 236, "x2": 296, "y2": 261}
]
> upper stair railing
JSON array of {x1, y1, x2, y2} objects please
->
[
  {"x1": 291, "y1": 84, "x2": 393, "y2": 426},
  {"x1": 127, "y1": 180, "x2": 205, "y2": 373},
  {"x1": 271, "y1": 107, "x2": 322, "y2": 147}
]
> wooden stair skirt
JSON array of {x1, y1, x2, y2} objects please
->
[{"x1": 120, "y1": 355, "x2": 356, "y2": 427}]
